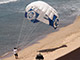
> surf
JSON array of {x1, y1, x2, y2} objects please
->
[{"x1": 0, "y1": 0, "x2": 17, "y2": 4}]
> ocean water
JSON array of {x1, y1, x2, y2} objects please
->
[{"x1": 0, "y1": 0, "x2": 80, "y2": 57}]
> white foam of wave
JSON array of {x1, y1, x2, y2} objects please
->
[{"x1": 0, "y1": 0, "x2": 17, "y2": 4}]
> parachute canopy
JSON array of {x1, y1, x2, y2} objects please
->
[{"x1": 25, "y1": 1, "x2": 59, "y2": 29}]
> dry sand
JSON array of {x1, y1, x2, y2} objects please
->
[{"x1": 3, "y1": 16, "x2": 80, "y2": 60}]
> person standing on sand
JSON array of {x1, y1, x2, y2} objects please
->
[{"x1": 13, "y1": 47, "x2": 18, "y2": 59}]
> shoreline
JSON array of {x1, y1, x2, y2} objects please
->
[
  {"x1": 2, "y1": 16, "x2": 80, "y2": 60},
  {"x1": 0, "y1": 51, "x2": 12, "y2": 60},
  {"x1": 0, "y1": 34, "x2": 46, "y2": 60}
]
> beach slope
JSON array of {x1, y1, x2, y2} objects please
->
[{"x1": 3, "y1": 16, "x2": 80, "y2": 60}]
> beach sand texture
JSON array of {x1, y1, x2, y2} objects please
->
[{"x1": 3, "y1": 16, "x2": 80, "y2": 60}]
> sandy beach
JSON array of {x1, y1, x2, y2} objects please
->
[{"x1": 2, "y1": 16, "x2": 80, "y2": 60}]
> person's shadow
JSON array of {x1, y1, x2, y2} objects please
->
[{"x1": 38, "y1": 45, "x2": 67, "y2": 53}]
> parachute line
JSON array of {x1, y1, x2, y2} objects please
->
[
  {"x1": 16, "y1": 18, "x2": 41, "y2": 48},
  {"x1": 22, "y1": 22, "x2": 40, "y2": 44},
  {"x1": 16, "y1": 18, "x2": 26, "y2": 48}
]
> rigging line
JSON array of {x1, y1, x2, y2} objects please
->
[
  {"x1": 19, "y1": 23, "x2": 40, "y2": 48},
  {"x1": 16, "y1": 17, "x2": 26, "y2": 48},
  {"x1": 19, "y1": 22, "x2": 47, "y2": 48},
  {"x1": 16, "y1": 22, "x2": 37, "y2": 48},
  {"x1": 22, "y1": 22, "x2": 40, "y2": 44},
  {"x1": 16, "y1": 18, "x2": 35, "y2": 48},
  {"x1": 20, "y1": 22, "x2": 37, "y2": 42},
  {"x1": 21, "y1": 20, "x2": 37, "y2": 40},
  {"x1": 17, "y1": 22, "x2": 40, "y2": 48},
  {"x1": 23, "y1": 22, "x2": 40, "y2": 41}
]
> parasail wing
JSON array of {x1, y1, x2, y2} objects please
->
[{"x1": 25, "y1": 1, "x2": 59, "y2": 29}]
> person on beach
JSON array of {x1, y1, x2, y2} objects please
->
[
  {"x1": 13, "y1": 47, "x2": 18, "y2": 59},
  {"x1": 36, "y1": 53, "x2": 44, "y2": 60}
]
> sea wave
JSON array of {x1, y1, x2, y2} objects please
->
[{"x1": 0, "y1": 0, "x2": 17, "y2": 4}]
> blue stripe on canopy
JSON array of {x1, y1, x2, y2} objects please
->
[
  {"x1": 25, "y1": 12, "x2": 27, "y2": 18},
  {"x1": 53, "y1": 15, "x2": 57, "y2": 21},
  {"x1": 35, "y1": 12, "x2": 39, "y2": 18},
  {"x1": 49, "y1": 18, "x2": 53, "y2": 27},
  {"x1": 29, "y1": 8, "x2": 33, "y2": 11}
]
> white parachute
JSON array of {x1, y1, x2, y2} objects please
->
[{"x1": 25, "y1": 1, "x2": 59, "y2": 29}]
